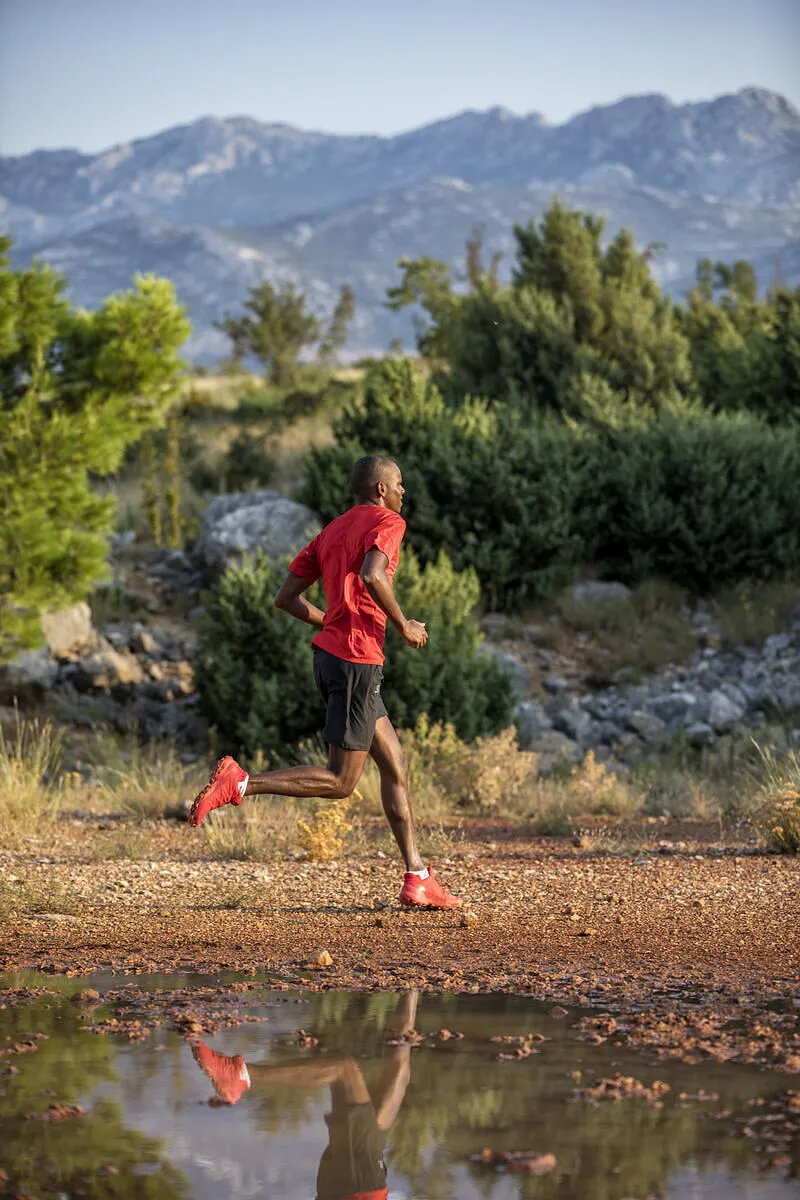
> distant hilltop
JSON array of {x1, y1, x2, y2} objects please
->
[{"x1": 2, "y1": 86, "x2": 798, "y2": 360}]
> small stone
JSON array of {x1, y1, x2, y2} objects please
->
[
  {"x1": 309, "y1": 950, "x2": 333, "y2": 969},
  {"x1": 460, "y1": 911, "x2": 479, "y2": 929}
]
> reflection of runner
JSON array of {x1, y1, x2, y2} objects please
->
[
  {"x1": 191, "y1": 991, "x2": 419, "y2": 1200},
  {"x1": 188, "y1": 455, "x2": 460, "y2": 910}
]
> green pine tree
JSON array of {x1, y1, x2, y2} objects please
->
[{"x1": 0, "y1": 238, "x2": 190, "y2": 659}]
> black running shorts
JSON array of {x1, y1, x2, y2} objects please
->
[
  {"x1": 313, "y1": 647, "x2": 388, "y2": 752},
  {"x1": 316, "y1": 1101, "x2": 388, "y2": 1199}
]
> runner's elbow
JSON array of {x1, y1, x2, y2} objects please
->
[{"x1": 360, "y1": 565, "x2": 381, "y2": 588}]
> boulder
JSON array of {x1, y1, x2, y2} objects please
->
[
  {"x1": 527, "y1": 730, "x2": 582, "y2": 774},
  {"x1": 72, "y1": 637, "x2": 145, "y2": 692},
  {"x1": 516, "y1": 701, "x2": 553, "y2": 749},
  {"x1": 649, "y1": 691, "x2": 698, "y2": 724},
  {"x1": 479, "y1": 646, "x2": 531, "y2": 693},
  {"x1": 552, "y1": 700, "x2": 598, "y2": 747},
  {"x1": 708, "y1": 688, "x2": 745, "y2": 732},
  {"x1": 41, "y1": 603, "x2": 93, "y2": 658},
  {"x1": 196, "y1": 491, "x2": 321, "y2": 575},
  {"x1": 626, "y1": 710, "x2": 668, "y2": 745},
  {"x1": 570, "y1": 580, "x2": 632, "y2": 606},
  {"x1": 0, "y1": 649, "x2": 58, "y2": 702},
  {"x1": 686, "y1": 721, "x2": 715, "y2": 748}
]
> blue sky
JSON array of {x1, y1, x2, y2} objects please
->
[{"x1": 1, "y1": 0, "x2": 798, "y2": 155}]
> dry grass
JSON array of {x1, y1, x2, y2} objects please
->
[
  {"x1": 0, "y1": 877, "x2": 83, "y2": 921},
  {"x1": 714, "y1": 578, "x2": 800, "y2": 648},
  {"x1": 0, "y1": 712, "x2": 75, "y2": 840},
  {"x1": 203, "y1": 798, "x2": 301, "y2": 861},
  {"x1": 297, "y1": 795, "x2": 354, "y2": 862},
  {"x1": 751, "y1": 744, "x2": 800, "y2": 853},
  {"x1": 99, "y1": 746, "x2": 206, "y2": 821},
  {"x1": 526, "y1": 579, "x2": 696, "y2": 680},
  {"x1": 403, "y1": 717, "x2": 539, "y2": 819}
]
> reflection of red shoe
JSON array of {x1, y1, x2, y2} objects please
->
[
  {"x1": 189, "y1": 756, "x2": 247, "y2": 827},
  {"x1": 399, "y1": 869, "x2": 462, "y2": 910},
  {"x1": 191, "y1": 1040, "x2": 251, "y2": 1105}
]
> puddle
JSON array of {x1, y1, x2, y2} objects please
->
[{"x1": 0, "y1": 973, "x2": 797, "y2": 1198}]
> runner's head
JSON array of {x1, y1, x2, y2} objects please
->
[{"x1": 351, "y1": 455, "x2": 404, "y2": 513}]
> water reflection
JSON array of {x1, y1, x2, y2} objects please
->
[
  {"x1": 192, "y1": 991, "x2": 418, "y2": 1200},
  {"x1": 0, "y1": 978, "x2": 797, "y2": 1199}
]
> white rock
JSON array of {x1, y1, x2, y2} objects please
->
[
  {"x1": 41, "y1": 602, "x2": 93, "y2": 657},
  {"x1": 570, "y1": 580, "x2": 632, "y2": 606},
  {"x1": 197, "y1": 490, "x2": 321, "y2": 575}
]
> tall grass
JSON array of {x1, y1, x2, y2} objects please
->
[
  {"x1": 203, "y1": 798, "x2": 300, "y2": 861},
  {"x1": 752, "y1": 744, "x2": 800, "y2": 853},
  {"x1": 98, "y1": 746, "x2": 206, "y2": 820},
  {"x1": 0, "y1": 712, "x2": 67, "y2": 837}
]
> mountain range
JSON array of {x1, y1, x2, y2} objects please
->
[{"x1": 2, "y1": 86, "x2": 799, "y2": 359}]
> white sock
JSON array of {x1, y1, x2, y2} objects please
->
[
  {"x1": 408, "y1": 867, "x2": 429, "y2": 879},
  {"x1": 237, "y1": 776, "x2": 249, "y2": 798}
]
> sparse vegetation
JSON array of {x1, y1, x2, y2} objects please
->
[
  {"x1": 0, "y1": 713, "x2": 69, "y2": 838},
  {"x1": 203, "y1": 798, "x2": 300, "y2": 861},
  {"x1": 297, "y1": 794, "x2": 354, "y2": 862},
  {"x1": 752, "y1": 745, "x2": 800, "y2": 854}
]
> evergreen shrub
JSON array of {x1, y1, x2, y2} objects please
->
[{"x1": 195, "y1": 547, "x2": 516, "y2": 762}]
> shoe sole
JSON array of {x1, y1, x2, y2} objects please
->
[
  {"x1": 399, "y1": 897, "x2": 462, "y2": 911},
  {"x1": 188, "y1": 757, "x2": 229, "y2": 827}
]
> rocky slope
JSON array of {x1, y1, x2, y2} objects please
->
[
  {"x1": 2, "y1": 495, "x2": 798, "y2": 775},
  {"x1": 2, "y1": 88, "x2": 799, "y2": 358}
]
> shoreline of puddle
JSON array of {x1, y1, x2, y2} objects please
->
[{"x1": 1, "y1": 971, "x2": 798, "y2": 1198}]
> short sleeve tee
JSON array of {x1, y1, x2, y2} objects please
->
[{"x1": 289, "y1": 505, "x2": 406, "y2": 665}]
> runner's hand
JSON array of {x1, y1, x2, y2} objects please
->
[{"x1": 401, "y1": 619, "x2": 428, "y2": 648}]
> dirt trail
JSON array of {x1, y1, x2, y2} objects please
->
[{"x1": 2, "y1": 849, "x2": 798, "y2": 1070}]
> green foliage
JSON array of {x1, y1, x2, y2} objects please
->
[
  {"x1": 678, "y1": 261, "x2": 800, "y2": 422},
  {"x1": 194, "y1": 546, "x2": 515, "y2": 761},
  {"x1": 318, "y1": 283, "x2": 356, "y2": 366},
  {"x1": 302, "y1": 358, "x2": 800, "y2": 607},
  {"x1": 194, "y1": 551, "x2": 321, "y2": 762},
  {"x1": 217, "y1": 280, "x2": 321, "y2": 385},
  {"x1": 583, "y1": 408, "x2": 800, "y2": 590},
  {"x1": 389, "y1": 200, "x2": 692, "y2": 414},
  {"x1": 0, "y1": 239, "x2": 190, "y2": 658},
  {"x1": 383, "y1": 550, "x2": 517, "y2": 738}
]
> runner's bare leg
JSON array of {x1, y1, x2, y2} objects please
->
[
  {"x1": 242, "y1": 744, "x2": 368, "y2": 799},
  {"x1": 369, "y1": 716, "x2": 424, "y2": 872}
]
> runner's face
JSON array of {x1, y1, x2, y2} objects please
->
[{"x1": 385, "y1": 467, "x2": 405, "y2": 513}]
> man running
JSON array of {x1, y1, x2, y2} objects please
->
[{"x1": 189, "y1": 455, "x2": 461, "y2": 910}]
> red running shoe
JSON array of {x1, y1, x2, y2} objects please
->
[
  {"x1": 191, "y1": 1039, "x2": 251, "y2": 1105},
  {"x1": 188, "y1": 756, "x2": 247, "y2": 827},
  {"x1": 399, "y1": 869, "x2": 462, "y2": 910}
]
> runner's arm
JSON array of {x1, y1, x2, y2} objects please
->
[
  {"x1": 274, "y1": 572, "x2": 326, "y2": 629},
  {"x1": 360, "y1": 549, "x2": 427, "y2": 648}
]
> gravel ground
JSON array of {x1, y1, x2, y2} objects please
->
[{"x1": 1, "y1": 819, "x2": 798, "y2": 1072}]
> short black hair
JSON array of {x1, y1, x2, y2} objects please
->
[{"x1": 351, "y1": 455, "x2": 398, "y2": 501}]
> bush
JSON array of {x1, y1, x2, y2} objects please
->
[
  {"x1": 301, "y1": 359, "x2": 589, "y2": 606},
  {"x1": 194, "y1": 546, "x2": 517, "y2": 762},
  {"x1": 194, "y1": 551, "x2": 322, "y2": 762},
  {"x1": 583, "y1": 408, "x2": 800, "y2": 591},
  {"x1": 384, "y1": 550, "x2": 518, "y2": 738},
  {"x1": 302, "y1": 360, "x2": 800, "y2": 607},
  {"x1": 0, "y1": 241, "x2": 190, "y2": 658},
  {"x1": 753, "y1": 745, "x2": 800, "y2": 854}
]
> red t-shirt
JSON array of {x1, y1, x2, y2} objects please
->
[{"x1": 289, "y1": 505, "x2": 406, "y2": 665}]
